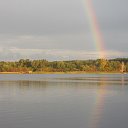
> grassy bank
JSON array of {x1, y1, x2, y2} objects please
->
[{"x1": 0, "y1": 72, "x2": 21, "y2": 74}]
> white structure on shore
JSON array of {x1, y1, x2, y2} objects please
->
[{"x1": 121, "y1": 62, "x2": 125, "y2": 73}]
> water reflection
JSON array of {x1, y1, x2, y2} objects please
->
[
  {"x1": 88, "y1": 77, "x2": 108, "y2": 128},
  {"x1": 0, "y1": 74, "x2": 127, "y2": 128},
  {"x1": 88, "y1": 75, "x2": 127, "y2": 128},
  {"x1": 121, "y1": 75, "x2": 125, "y2": 89},
  {"x1": 0, "y1": 75, "x2": 127, "y2": 94}
]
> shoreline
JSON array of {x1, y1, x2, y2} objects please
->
[{"x1": 0, "y1": 71, "x2": 127, "y2": 74}]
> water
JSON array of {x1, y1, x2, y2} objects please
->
[{"x1": 0, "y1": 74, "x2": 128, "y2": 128}]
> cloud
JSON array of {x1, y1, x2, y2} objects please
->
[
  {"x1": 0, "y1": 0, "x2": 127, "y2": 60},
  {"x1": 0, "y1": 47, "x2": 127, "y2": 61},
  {"x1": 0, "y1": 33, "x2": 94, "y2": 50}
]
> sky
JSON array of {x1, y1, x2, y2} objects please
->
[{"x1": 0, "y1": 0, "x2": 128, "y2": 61}]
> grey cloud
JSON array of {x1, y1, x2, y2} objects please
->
[
  {"x1": 0, "y1": 33, "x2": 95, "y2": 50},
  {"x1": 0, "y1": 0, "x2": 86, "y2": 35},
  {"x1": 0, "y1": 47, "x2": 127, "y2": 61},
  {"x1": 92, "y1": 0, "x2": 128, "y2": 30},
  {"x1": 104, "y1": 31, "x2": 128, "y2": 52},
  {"x1": 0, "y1": 0, "x2": 127, "y2": 60}
]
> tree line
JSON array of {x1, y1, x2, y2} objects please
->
[{"x1": 0, "y1": 58, "x2": 128, "y2": 73}]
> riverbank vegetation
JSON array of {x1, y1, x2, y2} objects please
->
[{"x1": 0, "y1": 58, "x2": 128, "y2": 73}]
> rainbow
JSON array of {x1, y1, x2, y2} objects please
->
[
  {"x1": 83, "y1": 0, "x2": 106, "y2": 58},
  {"x1": 82, "y1": 1, "x2": 108, "y2": 127}
]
